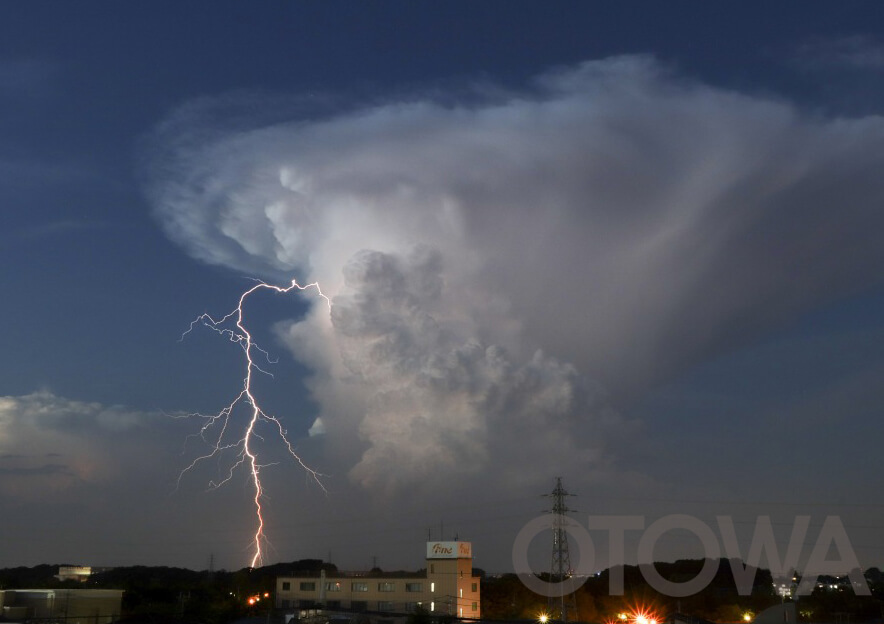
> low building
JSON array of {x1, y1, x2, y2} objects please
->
[
  {"x1": 0, "y1": 588, "x2": 123, "y2": 624},
  {"x1": 56, "y1": 565, "x2": 93, "y2": 582},
  {"x1": 276, "y1": 541, "x2": 481, "y2": 620}
]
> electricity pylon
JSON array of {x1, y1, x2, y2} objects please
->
[{"x1": 543, "y1": 477, "x2": 577, "y2": 622}]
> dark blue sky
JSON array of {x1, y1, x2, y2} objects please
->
[{"x1": 1, "y1": 2, "x2": 883, "y2": 576}]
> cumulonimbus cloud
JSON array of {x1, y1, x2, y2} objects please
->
[{"x1": 143, "y1": 56, "x2": 884, "y2": 494}]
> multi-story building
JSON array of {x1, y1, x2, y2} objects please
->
[{"x1": 276, "y1": 541, "x2": 481, "y2": 619}]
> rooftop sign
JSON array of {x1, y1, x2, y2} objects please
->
[{"x1": 426, "y1": 541, "x2": 472, "y2": 559}]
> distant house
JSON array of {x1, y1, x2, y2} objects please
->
[{"x1": 56, "y1": 565, "x2": 93, "y2": 582}]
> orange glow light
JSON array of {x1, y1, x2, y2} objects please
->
[{"x1": 628, "y1": 604, "x2": 662, "y2": 624}]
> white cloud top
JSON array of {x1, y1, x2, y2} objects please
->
[{"x1": 144, "y1": 56, "x2": 884, "y2": 496}]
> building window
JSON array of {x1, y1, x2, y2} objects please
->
[
  {"x1": 378, "y1": 601, "x2": 394, "y2": 611},
  {"x1": 352, "y1": 582, "x2": 368, "y2": 592},
  {"x1": 471, "y1": 582, "x2": 477, "y2": 592},
  {"x1": 430, "y1": 582, "x2": 435, "y2": 593},
  {"x1": 282, "y1": 582, "x2": 291, "y2": 591},
  {"x1": 406, "y1": 602, "x2": 421, "y2": 612},
  {"x1": 327, "y1": 600, "x2": 341, "y2": 609},
  {"x1": 430, "y1": 564, "x2": 434, "y2": 573},
  {"x1": 325, "y1": 582, "x2": 342, "y2": 592},
  {"x1": 405, "y1": 583, "x2": 423, "y2": 592},
  {"x1": 300, "y1": 582, "x2": 316, "y2": 591},
  {"x1": 472, "y1": 602, "x2": 478, "y2": 611},
  {"x1": 351, "y1": 601, "x2": 367, "y2": 612},
  {"x1": 459, "y1": 588, "x2": 463, "y2": 598},
  {"x1": 378, "y1": 582, "x2": 395, "y2": 592}
]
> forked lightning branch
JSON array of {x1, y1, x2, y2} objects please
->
[{"x1": 177, "y1": 278, "x2": 331, "y2": 568}]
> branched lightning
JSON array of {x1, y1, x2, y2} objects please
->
[{"x1": 178, "y1": 278, "x2": 331, "y2": 568}]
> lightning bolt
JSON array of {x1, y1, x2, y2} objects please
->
[{"x1": 178, "y1": 277, "x2": 330, "y2": 568}]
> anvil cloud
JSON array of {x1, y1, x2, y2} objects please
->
[{"x1": 144, "y1": 56, "x2": 884, "y2": 497}]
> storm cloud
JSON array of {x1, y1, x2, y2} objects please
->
[{"x1": 144, "y1": 56, "x2": 884, "y2": 496}]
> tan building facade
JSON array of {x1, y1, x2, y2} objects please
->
[
  {"x1": 276, "y1": 541, "x2": 480, "y2": 619},
  {"x1": 0, "y1": 589, "x2": 123, "y2": 623}
]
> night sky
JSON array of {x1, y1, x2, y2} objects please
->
[{"x1": 2, "y1": 2, "x2": 884, "y2": 577}]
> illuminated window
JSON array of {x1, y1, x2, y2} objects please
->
[
  {"x1": 325, "y1": 582, "x2": 341, "y2": 592},
  {"x1": 430, "y1": 582, "x2": 435, "y2": 592}
]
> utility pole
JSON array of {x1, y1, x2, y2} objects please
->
[{"x1": 543, "y1": 477, "x2": 577, "y2": 622}]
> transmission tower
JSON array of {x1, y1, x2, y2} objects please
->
[{"x1": 543, "y1": 477, "x2": 577, "y2": 622}]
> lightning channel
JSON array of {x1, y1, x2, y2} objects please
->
[{"x1": 178, "y1": 278, "x2": 330, "y2": 568}]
